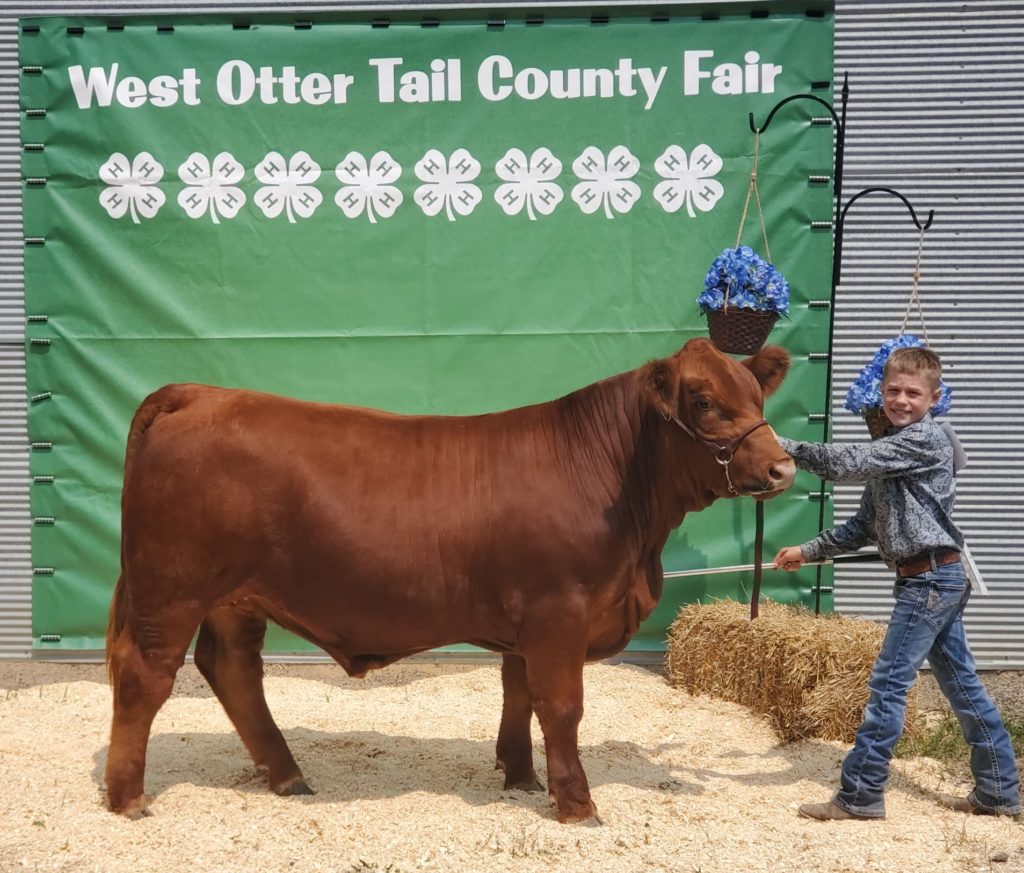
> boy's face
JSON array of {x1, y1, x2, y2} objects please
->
[{"x1": 882, "y1": 371, "x2": 941, "y2": 428}]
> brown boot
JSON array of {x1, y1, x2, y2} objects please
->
[
  {"x1": 938, "y1": 793, "x2": 1021, "y2": 819},
  {"x1": 798, "y1": 800, "x2": 879, "y2": 821}
]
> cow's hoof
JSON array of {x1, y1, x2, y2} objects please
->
[
  {"x1": 555, "y1": 798, "x2": 600, "y2": 824},
  {"x1": 114, "y1": 794, "x2": 153, "y2": 820},
  {"x1": 504, "y1": 775, "x2": 545, "y2": 793},
  {"x1": 274, "y1": 777, "x2": 315, "y2": 797}
]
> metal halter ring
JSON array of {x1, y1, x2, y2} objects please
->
[{"x1": 665, "y1": 412, "x2": 769, "y2": 495}]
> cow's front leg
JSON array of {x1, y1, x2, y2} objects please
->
[
  {"x1": 523, "y1": 642, "x2": 597, "y2": 823},
  {"x1": 495, "y1": 654, "x2": 544, "y2": 791}
]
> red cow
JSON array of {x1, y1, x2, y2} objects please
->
[{"x1": 104, "y1": 338, "x2": 794, "y2": 821}]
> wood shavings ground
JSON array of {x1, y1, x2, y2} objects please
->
[{"x1": 1, "y1": 661, "x2": 1021, "y2": 873}]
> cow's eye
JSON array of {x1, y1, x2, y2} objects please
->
[{"x1": 696, "y1": 398, "x2": 713, "y2": 411}]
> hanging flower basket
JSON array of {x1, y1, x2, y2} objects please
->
[
  {"x1": 705, "y1": 309, "x2": 780, "y2": 356},
  {"x1": 864, "y1": 407, "x2": 893, "y2": 440},
  {"x1": 845, "y1": 334, "x2": 953, "y2": 439},
  {"x1": 698, "y1": 246, "x2": 789, "y2": 356}
]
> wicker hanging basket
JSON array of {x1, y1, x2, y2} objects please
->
[
  {"x1": 701, "y1": 132, "x2": 785, "y2": 357},
  {"x1": 707, "y1": 308, "x2": 780, "y2": 356},
  {"x1": 864, "y1": 407, "x2": 893, "y2": 440}
]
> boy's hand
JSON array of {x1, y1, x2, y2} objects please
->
[{"x1": 773, "y1": 546, "x2": 806, "y2": 572}]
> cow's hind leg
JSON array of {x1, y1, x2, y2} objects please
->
[
  {"x1": 105, "y1": 622, "x2": 194, "y2": 818},
  {"x1": 495, "y1": 654, "x2": 544, "y2": 791},
  {"x1": 522, "y1": 639, "x2": 598, "y2": 824},
  {"x1": 194, "y1": 606, "x2": 312, "y2": 797}
]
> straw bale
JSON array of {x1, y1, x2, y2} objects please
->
[{"x1": 666, "y1": 600, "x2": 919, "y2": 743}]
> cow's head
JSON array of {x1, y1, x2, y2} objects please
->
[{"x1": 646, "y1": 338, "x2": 795, "y2": 501}]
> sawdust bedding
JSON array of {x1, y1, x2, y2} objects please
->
[{"x1": 1, "y1": 660, "x2": 1021, "y2": 873}]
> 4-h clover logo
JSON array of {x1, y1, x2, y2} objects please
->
[
  {"x1": 254, "y1": 151, "x2": 323, "y2": 223},
  {"x1": 99, "y1": 152, "x2": 165, "y2": 224},
  {"x1": 494, "y1": 148, "x2": 563, "y2": 220},
  {"x1": 414, "y1": 148, "x2": 482, "y2": 221},
  {"x1": 653, "y1": 145, "x2": 724, "y2": 218},
  {"x1": 177, "y1": 152, "x2": 246, "y2": 223},
  {"x1": 571, "y1": 146, "x2": 641, "y2": 219},
  {"x1": 334, "y1": 151, "x2": 403, "y2": 223}
]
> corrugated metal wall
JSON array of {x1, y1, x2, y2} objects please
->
[
  {"x1": 831, "y1": 0, "x2": 1024, "y2": 666},
  {"x1": 0, "y1": 17, "x2": 31, "y2": 658},
  {"x1": 2, "y1": 0, "x2": 1021, "y2": 664}
]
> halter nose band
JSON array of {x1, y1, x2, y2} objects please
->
[{"x1": 665, "y1": 414, "x2": 770, "y2": 495}]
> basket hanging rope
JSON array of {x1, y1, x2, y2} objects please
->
[
  {"x1": 844, "y1": 226, "x2": 951, "y2": 438},
  {"x1": 700, "y1": 132, "x2": 788, "y2": 356}
]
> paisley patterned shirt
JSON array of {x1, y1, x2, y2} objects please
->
[{"x1": 777, "y1": 413, "x2": 963, "y2": 568}]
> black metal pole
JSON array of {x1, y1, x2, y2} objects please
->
[
  {"x1": 749, "y1": 73, "x2": 848, "y2": 615},
  {"x1": 816, "y1": 74, "x2": 849, "y2": 614}
]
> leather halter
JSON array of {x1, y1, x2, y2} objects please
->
[{"x1": 664, "y1": 413, "x2": 770, "y2": 495}]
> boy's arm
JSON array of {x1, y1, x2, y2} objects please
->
[
  {"x1": 800, "y1": 488, "x2": 876, "y2": 563},
  {"x1": 777, "y1": 426, "x2": 939, "y2": 483}
]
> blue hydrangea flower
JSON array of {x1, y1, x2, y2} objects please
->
[
  {"x1": 843, "y1": 334, "x2": 953, "y2": 417},
  {"x1": 697, "y1": 246, "x2": 790, "y2": 316}
]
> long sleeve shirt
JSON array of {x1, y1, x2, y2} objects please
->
[{"x1": 777, "y1": 413, "x2": 964, "y2": 568}]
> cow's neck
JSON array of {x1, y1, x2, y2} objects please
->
[{"x1": 555, "y1": 371, "x2": 721, "y2": 545}]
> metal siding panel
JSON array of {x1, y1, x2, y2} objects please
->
[
  {"x1": 0, "y1": 8, "x2": 29, "y2": 660},
  {"x1": 832, "y1": 0, "x2": 1024, "y2": 667}
]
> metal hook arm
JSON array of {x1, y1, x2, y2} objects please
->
[
  {"x1": 833, "y1": 186, "x2": 935, "y2": 289},
  {"x1": 748, "y1": 92, "x2": 841, "y2": 135},
  {"x1": 838, "y1": 186, "x2": 935, "y2": 231}
]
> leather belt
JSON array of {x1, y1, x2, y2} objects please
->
[{"x1": 896, "y1": 548, "x2": 961, "y2": 578}]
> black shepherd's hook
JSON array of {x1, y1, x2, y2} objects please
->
[
  {"x1": 749, "y1": 74, "x2": 848, "y2": 204},
  {"x1": 745, "y1": 76, "x2": 850, "y2": 618},
  {"x1": 746, "y1": 78, "x2": 936, "y2": 618},
  {"x1": 834, "y1": 187, "x2": 935, "y2": 287}
]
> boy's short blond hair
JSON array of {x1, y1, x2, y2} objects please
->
[{"x1": 883, "y1": 346, "x2": 942, "y2": 391}]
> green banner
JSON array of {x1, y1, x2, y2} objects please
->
[{"x1": 21, "y1": 10, "x2": 835, "y2": 652}]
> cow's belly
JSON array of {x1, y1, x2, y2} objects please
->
[
  {"x1": 241, "y1": 529, "x2": 645, "y2": 662},
  {"x1": 243, "y1": 551, "x2": 510, "y2": 655}
]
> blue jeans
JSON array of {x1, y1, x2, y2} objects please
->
[{"x1": 834, "y1": 560, "x2": 1021, "y2": 818}]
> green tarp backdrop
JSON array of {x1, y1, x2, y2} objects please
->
[{"x1": 21, "y1": 9, "x2": 835, "y2": 652}]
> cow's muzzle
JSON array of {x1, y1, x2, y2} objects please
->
[{"x1": 740, "y1": 455, "x2": 797, "y2": 498}]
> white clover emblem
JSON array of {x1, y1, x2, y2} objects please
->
[
  {"x1": 571, "y1": 146, "x2": 641, "y2": 219},
  {"x1": 177, "y1": 152, "x2": 246, "y2": 223},
  {"x1": 253, "y1": 151, "x2": 322, "y2": 223},
  {"x1": 334, "y1": 151, "x2": 403, "y2": 223},
  {"x1": 494, "y1": 148, "x2": 563, "y2": 220},
  {"x1": 414, "y1": 148, "x2": 482, "y2": 221},
  {"x1": 654, "y1": 145, "x2": 724, "y2": 218},
  {"x1": 99, "y1": 152, "x2": 165, "y2": 224}
]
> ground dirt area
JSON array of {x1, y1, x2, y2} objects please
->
[{"x1": 1, "y1": 660, "x2": 1022, "y2": 873}]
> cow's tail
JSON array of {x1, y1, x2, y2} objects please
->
[
  {"x1": 106, "y1": 386, "x2": 186, "y2": 683},
  {"x1": 121, "y1": 389, "x2": 178, "y2": 487},
  {"x1": 105, "y1": 572, "x2": 129, "y2": 684}
]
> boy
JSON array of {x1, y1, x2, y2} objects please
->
[{"x1": 773, "y1": 346, "x2": 1020, "y2": 821}]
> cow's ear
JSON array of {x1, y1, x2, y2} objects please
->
[
  {"x1": 645, "y1": 359, "x2": 679, "y2": 418},
  {"x1": 743, "y1": 345, "x2": 790, "y2": 396}
]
